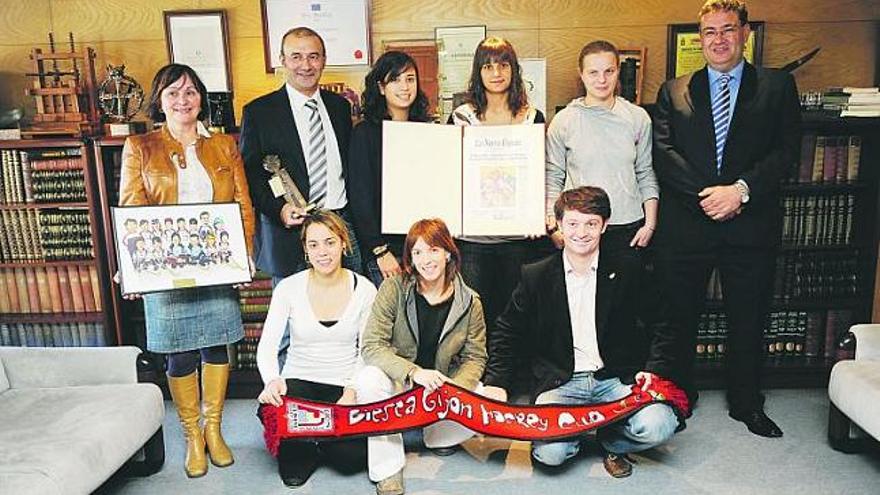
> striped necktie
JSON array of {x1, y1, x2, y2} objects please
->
[
  {"x1": 305, "y1": 98, "x2": 327, "y2": 206},
  {"x1": 712, "y1": 73, "x2": 731, "y2": 174}
]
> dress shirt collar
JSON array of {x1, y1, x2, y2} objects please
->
[
  {"x1": 563, "y1": 250, "x2": 599, "y2": 277},
  {"x1": 285, "y1": 83, "x2": 322, "y2": 109},
  {"x1": 707, "y1": 59, "x2": 745, "y2": 87}
]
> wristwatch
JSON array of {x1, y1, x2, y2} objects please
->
[
  {"x1": 734, "y1": 179, "x2": 750, "y2": 204},
  {"x1": 372, "y1": 244, "x2": 389, "y2": 258}
]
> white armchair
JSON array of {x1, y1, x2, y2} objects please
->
[{"x1": 827, "y1": 324, "x2": 880, "y2": 452}]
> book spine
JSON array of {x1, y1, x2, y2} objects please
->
[
  {"x1": 0, "y1": 270, "x2": 9, "y2": 312},
  {"x1": 25, "y1": 267, "x2": 41, "y2": 314},
  {"x1": 34, "y1": 267, "x2": 52, "y2": 313},
  {"x1": 45, "y1": 266, "x2": 63, "y2": 313},
  {"x1": 846, "y1": 136, "x2": 861, "y2": 181},
  {"x1": 14, "y1": 267, "x2": 31, "y2": 313},
  {"x1": 78, "y1": 265, "x2": 95, "y2": 312},
  {"x1": 88, "y1": 265, "x2": 102, "y2": 311},
  {"x1": 67, "y1": 265, "x2": 85, "y2": 313},
  {"x1": 20, "y1": 150, "x2": 34, "y2": 203},
  {"x1": 798, "y1": 134, "x2": 816, "y2": 183},
  {"x1": 57, "y1": 265, "x2": 73, "y2": 312},
  {"x1": 811, "y1": 136, "x2": 826, "y2": 182},
  {"x1": 4, "y1": 269, "x2": 20, "y2": 312}
]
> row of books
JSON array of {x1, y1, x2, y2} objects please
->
[
  {"x1": 0, "y1": 208, "x2": 94, "y2": 262},
  {"x1": 29, "y1": 169, "x2": 87, "y2": 202},
  {"x1": 240, "y1": 276, "x2": 272, "y2": 316},
  {"x1": 773, "y1": 251, "x2": 863, "y2": 301},
  {"x1": 0, "y1": 265, "x2": 103, "y2": 314},
  {"x1": 695, "y1": 309, "x2": 856, "y2": 362},
  {"x1": 0, "y1": 322, "x2": 106, "y2": 347},
  {"x1": 827, "y1": 87, "x2": 880, "y2": 118},
  {"x1": 780, "y1": 193, "x2": 855, "y2": 246},
  {"x1": 233, "y1": 272, "x2": 270, "y2": 370},
  {"x1": 231, "y1": 323, "x2": 263, "y2": 371},
  {"x1": 1, "y1": 148, "x2": 84, "y2": 204},
  {"x1": 790, "y1": 134, "x2": 861, "y2": 184}
]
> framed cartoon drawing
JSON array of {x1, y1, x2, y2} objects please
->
[{"x1": 111, "y1": 202, "x2": 251, "y2": 295}]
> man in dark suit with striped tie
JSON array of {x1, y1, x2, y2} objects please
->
[
  {"x1": 652, "y1": 0, "x2": 801, "y2": 438},
  {"x1": 240, "y1": 26, "x2": 362, "y2": 283}
]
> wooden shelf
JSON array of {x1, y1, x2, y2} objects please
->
[
  {"x1": 705, "y1": 298, "x2": 870, "y2": 311},
  {"x1": 0, "y1": 139, "x2": 85, "y2": 149},
  {"x1": 696, "y1": 358, "x2": 835, "y2": 389},
  {"x1": 780, "y1": 181, "x2": 871, "y2": 194},
  {"x1": 0, "y1": 202, "x2": 90, "y2": 210},
  {"x1": 0, "y1": 311, "x2": 104, "y2": 324},
  {"x1": 0, "y1": 259, "x2": 96, "y2": 269},
  {"x1": 779, "y1": 243, "x2": 870, "y2": 252}
]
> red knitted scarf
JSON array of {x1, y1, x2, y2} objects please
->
[{"x1": 258, "y1": 378, "x2": 689, "y2": 456}]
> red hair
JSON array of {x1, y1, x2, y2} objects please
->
[{"x1": 402, "y1": 218, "x2": 460, "y2": 290}]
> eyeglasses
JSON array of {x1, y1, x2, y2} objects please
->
[{"x1": 700, "y1": 25, "x2": 741, "y2": 40}]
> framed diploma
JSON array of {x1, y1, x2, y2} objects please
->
[
  {"x1": 111, "y1": 203, "x2": 252, "y2": 295},
  {"x1": 163, "y1": 10, "x2": 233, "y2": 92},
  {"x1": 260, "y1": 0, "x2": 371, "y2": 72},
  {"x1": 381, "y1": 121, "x2": 545, "y2": 237},
  {"x1": 666, "y1": 21, "x2": 764, "y2": 79}
]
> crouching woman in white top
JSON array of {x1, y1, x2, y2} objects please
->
[
  {"x1": 356, "y1": 218, "x2": 487, "y2": 495},
  {"x1": 256, "y1": 210, "x2": 377, "y2": 488}
]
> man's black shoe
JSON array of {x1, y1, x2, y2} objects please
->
[
  {"x1": 729, "y1": 409, "x2": 783, "y2": 438},
  {"x1": 281, "y1": 474, "x2": 310, "y2": 488}
]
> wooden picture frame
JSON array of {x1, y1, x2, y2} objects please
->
[
  {"x1": 666, "y1": 21, "x2": 764, "y2": 79},
  {"x1": 260, "y1": 0, "x2": 372, "y2": 72},
  {"x1": 618, "y1": 47, "x2": 646, "y2": 105},
  {"x1": 111, "y1": 202, "x2": 251, "y2": 295},
  {"x1": 163, "y1": 10, "x2": 233, "y2": 92}
]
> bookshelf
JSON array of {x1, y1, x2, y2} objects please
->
[
  {"x1": 0, "y1": 138, "x2": 115, "y2": 347},
  {"x1": 695, "y1": 114, "x2": 880, "y2": 389}
]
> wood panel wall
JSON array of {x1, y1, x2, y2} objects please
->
[{"x1": 0, "y1": 0, "x2": 877, "y2": 122}]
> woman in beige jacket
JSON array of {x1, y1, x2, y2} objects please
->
[{"x1": 355, "y1": 218, "x2": 487, "y2": 495}]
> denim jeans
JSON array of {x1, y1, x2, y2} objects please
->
[{"x1": 531, "y1": 371, "x2": 678, "y2": 466}]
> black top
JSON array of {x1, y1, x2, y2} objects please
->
[
  {"x1": 347, "y1": 119, "x2": 386, "y2": 254},
  {"x1": 414, "y1": 291, "x2": 453, "y2": 369}
]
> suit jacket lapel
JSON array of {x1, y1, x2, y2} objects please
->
[
  {"x1": 273, "y1": 86, "x2": 310, "y2": 194},
  {"x1": 595, "y1": 251, "x2": 615, "y2": 340},
  {"x1": 548, "y1": 254, "x2": 574, "y2": 352},
  {"x1": 689, "y1": 66, "x2": 728, "y2": 174},
  {"x1": 724, "y1": 62, "x2": 756, "y2": 166}
]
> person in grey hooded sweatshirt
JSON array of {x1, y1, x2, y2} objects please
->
[{"x1": 545, "y1": 40, "x2": 658, "y2": 258}]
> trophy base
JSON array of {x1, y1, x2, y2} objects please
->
[{"x1": 105, "y1": 121, "x2": 147, "y2": 136}]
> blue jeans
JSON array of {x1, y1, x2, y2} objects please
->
[{"x1": 531, "y1": 371, "x2": 678, "y2": 466}]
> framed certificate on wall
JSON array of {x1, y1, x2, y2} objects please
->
[
  {"x1": 164, "y1": 10, "x2": 233, "y2": 92},
  {"x1": 260, "y1": 0, "x2": 371, "y2": 72}
]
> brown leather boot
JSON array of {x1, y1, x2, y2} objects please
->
[
  {"x1": 201, "y1": 363, "x2": 234, "y2": 467},
  {"x1": 168, "y1": 372, "x2": 208, "y2": 478}
]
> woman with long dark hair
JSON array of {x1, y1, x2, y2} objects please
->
[
  {"x1": 449, "y1": 36, "x2": 547, "y2": 330},
  {"x1": 348, "y1": 51, "x2": 432, "y2": 287}
]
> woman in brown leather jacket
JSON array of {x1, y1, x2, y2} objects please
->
[{"x1": 119, "y1": 64, "x2": 255, "y2": 478}]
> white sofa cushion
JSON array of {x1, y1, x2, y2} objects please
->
[
  {"x1": 828, "y1": 360, "x2": 880, "y2": 439},
  {"x1": 0, "y1": 383, "x2": 163, "y2": 495}
]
